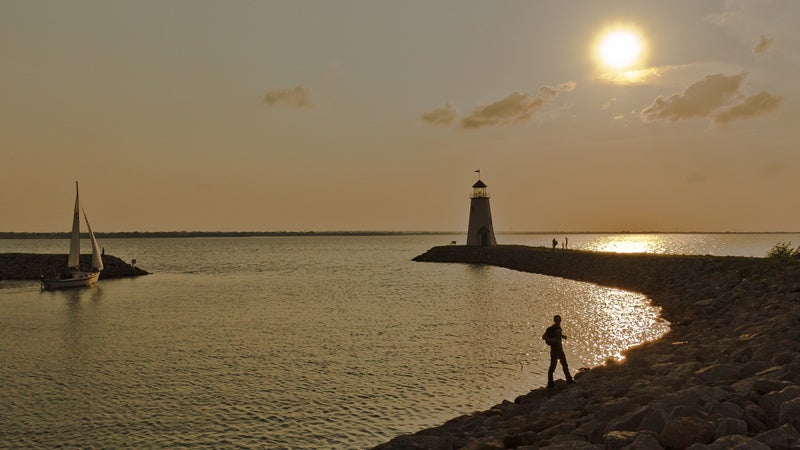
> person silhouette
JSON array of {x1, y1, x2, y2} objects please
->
[{"x1": 542, "y1": 314, "x2": 574, "y2": 388}]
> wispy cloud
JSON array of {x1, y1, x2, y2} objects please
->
[
  {"x1": 264, "y1": 85, "x2": 312, "y2": 108},
  {"x1": 640, "y1": 73, "x2": 781, "y2": 123},
  {"x1": 421, "y1": 103, "x2": 458, "y2": 125},
  {"x1": 596, "y1": 67, "x2": 662, "y2": 85},
  {"x1": 754, "y1": 34, "x2": 774, "y2": 54},
  {"x1": 641, "y1": 73, "x2": 744, "y2": 121},
  {"x1": 460, "y1": 82, "x2": 575, "y2": 129},
  {"x1": 715, "y1": 91, "x2": 783, "y2": 123}
]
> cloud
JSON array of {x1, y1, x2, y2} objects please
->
[
  {"x1": 421, "y1": 103, "x2": 458, "y2": 125},
  {"x1": 264, "y1": 85, "x2": 312, "y2": 108},
  {"x1": 460, "y1": 82, "x2": 575, "y2": 129},
  {"x1": 640, "y1": 73, "x2": 745, "y2": 121},
  {"x1": 601, "y1": 97, "x2": 617, "y2": 110},
  {"x1": 640, "y1": 72, "x2": 783, "y2": 124},
  {"x1": 597, "y1": 67, "x2": 663, "y2": 85},
  {"x1": 754, "y1": 34, "x2": 774, "y2": 53},
  {"x1": 715, "y1": 91, "x2": 783, "y2": 123}
]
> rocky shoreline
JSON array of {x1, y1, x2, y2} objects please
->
[
  {"x1": 0, "y1": 253, "x2": 149, "y2": 280},
  {"x1": 374, "y1": 245, "x2": 800, "y2": 449}
]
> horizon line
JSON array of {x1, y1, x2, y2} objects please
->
[{"x1": 2, "y1": 230, "x2": 800, "y2": 238}]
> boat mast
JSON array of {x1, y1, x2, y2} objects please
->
[{"x1": 67, "y1": 181, "x2": 81, "y2": 270}]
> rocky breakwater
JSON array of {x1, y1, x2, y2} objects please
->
[
  {"x1": 0, "y1": 253, "x2": 149, "y2": 280},
  {"x1": 375, "y1": 245, "x2": 800, "y2": 450}
]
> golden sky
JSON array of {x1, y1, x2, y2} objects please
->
[{"x1": 2, "y1": 0, "x2": 798, "y2": 232}]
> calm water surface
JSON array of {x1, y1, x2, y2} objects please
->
[{"x1": 0, "y1": 234, "x2": 792, "y2": 448}]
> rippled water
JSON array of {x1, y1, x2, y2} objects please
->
[{"x1": 0, "y1": 234, "x2": 791, "y2": 448}]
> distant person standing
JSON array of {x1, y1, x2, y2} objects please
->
[
  {"x1": 552, "y1": 238, "x2": 558, "y2": 251},
  {"x1": 542, "y1": 314, "x2": 574, "y2": 388},
  {"x1": 565, "y1": 237, "x2": 568, "y2": 249}
]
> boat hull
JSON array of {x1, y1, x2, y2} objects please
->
[{"x1": 42, "y1": 271, "x2": 100, "y2": 290}]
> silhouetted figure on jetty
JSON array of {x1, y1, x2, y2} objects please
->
[
  {"x1": 552, "y1": 238, "x2": 558, "y2": 251},
  {"x1": 542, "y1": 314, "x2": 573, "y2": 388}
]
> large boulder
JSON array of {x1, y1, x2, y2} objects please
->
[
  {"x1": 694, "y1": 364, "x2": 742, "y2": 384},
  {"x1": 779, "y1": 397, "x2": 800, "y2": 430},
  {"x1": 660, "y1": 416, "x2": 715, "y2": 449},
  {"x1": 714, "y1": 418, "x2": 747, "y2": 438},
  {"x1": 759, "y1": 386, "x2": 800, "y2": 425},
  {"x1": 621, "y1": 432, "x2": 664, "y2": 450},
  {"x1": 686, "y1": 434, "x2": 770, "y2": 449},
  {"x1": 755, "y1": 423, "x2": 800, "y2": 449}
]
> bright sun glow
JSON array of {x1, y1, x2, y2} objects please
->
[
  {"x1": 591, "y1": 25, "x2": 651, "y2": 84},
  {"x1": 599, "y1": 30, "x2": 642, "y2": 69}
]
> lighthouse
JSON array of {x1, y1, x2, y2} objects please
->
[{"x1": 466, "y1": 175, "x2": 497, "y2": 246}]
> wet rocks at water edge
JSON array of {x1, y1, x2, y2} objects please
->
[{"x1": 373, "y1": 245, "x2": 800, "y2": 450}]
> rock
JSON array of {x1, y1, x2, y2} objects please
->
[
  {"x1": 639, "y1": 407, "x2": 669, "y2": 436},
  {"x1": 753, "y1": 379, "x2": 794, "y2": 395},
  {"x1": 606, "y1": 406, "x2": 650, "y2": 432},
  {"x1": 687, "y1": 434, "x2": 771, "y2": 449},
  {"x1": 706, "y1": 400, "x2": 744, "y2": 420},
  {"x1": 694, "y1": 364, "x2": 742, "y2": 384},
  {"x1": 660, "y1": 417, "x2": 714, "y2": 449},
  {"x1": 755, "y1": 423, "x2": 800, "y2": 449},
  {"x1": 715, "y1": 418, "x2": 748, "y2": 438},
  {"x1": 503, "y1": 431, "x2": 537, "y2": 449},
  {"x1": 539, "y1": 441, "x2": 597, "y2": 449},
  {"x1": 744, "y1": 403, "x2": 769, "y2": 434},
  {"x1": 603, "y1": 430, "x2": 638, "y2": 450},
  {"x1": 537, "y1": 392, "x2": 585, "y2": 416},
  {"x1": 779, "y1": 397, "x2": 800, "y2": 430},
  {"x1": 462, "y1": 438, "x2": 504, "y2": 450},
  {"x1": 620, "y1": 432, "x2": 664, "y2": 450},
  {"x1": 374, "y1": 434, "x2": 453, "y2": 450},
  {"x1": 760, "y1": 386, "x2": 800, "y2": 425},
  {"x1": 672, "y1": 405, "x2": 708, "y2": 419}
]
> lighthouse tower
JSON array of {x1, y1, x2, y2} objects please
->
[{"x1": 466, "y1": 176, "x2": 497, "y2": 246}]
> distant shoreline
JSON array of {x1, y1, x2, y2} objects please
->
[{"x1": 2, "y1": 231, "x2": 800, "y2": 239}]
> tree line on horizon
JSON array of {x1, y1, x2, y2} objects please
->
[{"x1": 0, "y1": 231, "x2": 457, "y2": 239}]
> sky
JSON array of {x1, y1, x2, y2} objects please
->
[{"x1": 2, "y1": 0, "x2": 798, "y2": 232}]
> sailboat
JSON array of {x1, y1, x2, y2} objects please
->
[{"x1": 41, "y1": 182, "x2": 104, "y2": 289}]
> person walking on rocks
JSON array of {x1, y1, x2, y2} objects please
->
[{"x1": 542, "y1": 314, "x2": 574, "y2": 388}]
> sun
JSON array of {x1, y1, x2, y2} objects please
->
[
  {"x1": 599, "y1": 30, "x2": 642, "y2": 69},
  {"x1": 593, "y1": 25, "x2": 646, "y2": 72}
]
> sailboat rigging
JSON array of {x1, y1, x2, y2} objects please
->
[{"x1": 41, "y1": 182, "x2": 104, "y2": 289}]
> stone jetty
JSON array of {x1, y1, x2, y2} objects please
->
[
  {"x1": 0, "y1": 253, "x2": 148, "y2": 280},
  {"x1": 374, "y1": 245, "x2": 800, "y2": 450}
]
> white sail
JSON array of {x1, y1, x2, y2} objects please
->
[
  {"x1": 67, "y1": 182, "x2": 81, "y2": 270},
  {"x1": 84, "y1": 208, "x2": 104, "y2": 272}
]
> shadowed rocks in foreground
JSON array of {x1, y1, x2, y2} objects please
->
[
  {"x1": 0, "y1": 253, "x2": 149, "y2": 280},
  {"x1": 374, "y1": 245, "x2": 800, "y2": 450}
]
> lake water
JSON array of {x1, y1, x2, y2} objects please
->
[{"x1": 0, "y1": 233, "x2": 796, "y2": 448}]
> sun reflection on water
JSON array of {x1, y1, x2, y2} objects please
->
[
  {"x1": 565, "y1": 283, "x2": 670, "y2": 367},
  {"x1": 585, "y1": 234, "x2": 670, "y2": 254}
]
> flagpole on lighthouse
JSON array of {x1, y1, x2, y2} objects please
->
[{"x1": 475, "y1": 169, "x2": 480, "y2": 180}]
